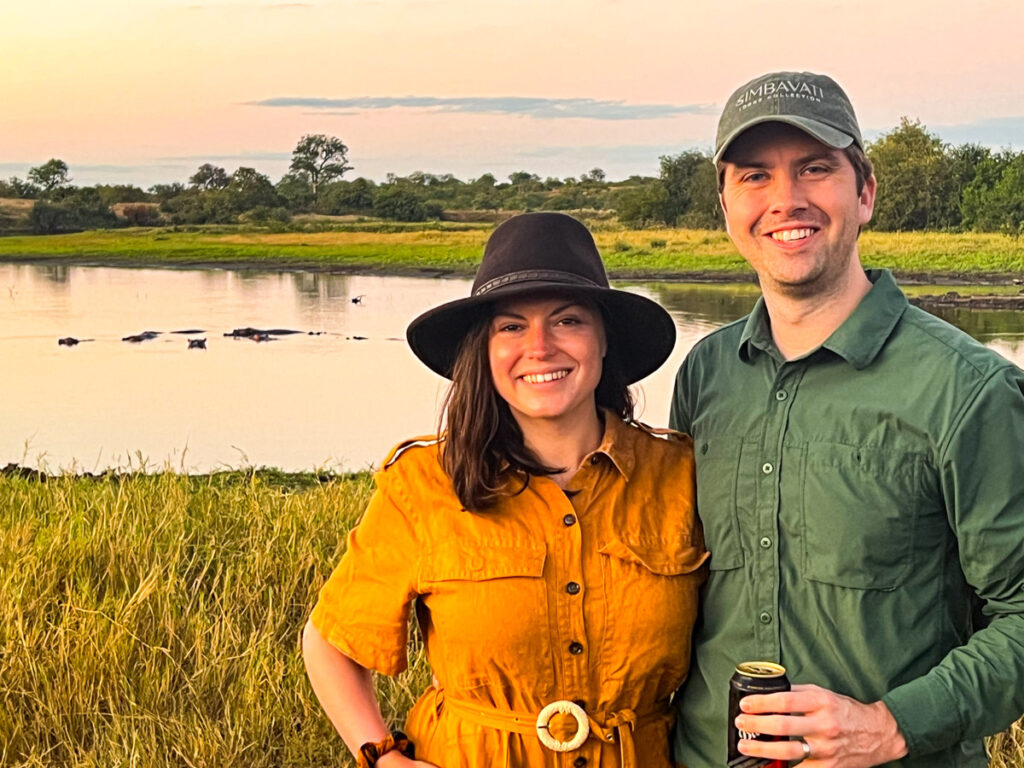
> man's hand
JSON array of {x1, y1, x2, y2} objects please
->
[{"x1": 734, "y1": 684, "x2": 908, "y2": 768}]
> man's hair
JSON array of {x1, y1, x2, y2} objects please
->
[
  {"x1": 440, "y1": 305, "x2": 633, "y2": 512},
  {"x1": 716, "y1": 142, "x2": 874, "y2": 196}
]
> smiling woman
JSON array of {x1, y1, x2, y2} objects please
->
[{"x1": 301, "y1": 212, "x2": 708, "y2": 768}]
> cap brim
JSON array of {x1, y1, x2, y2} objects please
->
[
  {"x1": 714, "y1": 115, "x2": 857, "y2": 164},
  {"x1": 406, "y1": 283, "x2": 676, "y2": 384}
]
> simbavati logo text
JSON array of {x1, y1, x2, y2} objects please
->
[{"x1": 736, "y1": 78, "x2": 825, "y2": 111}]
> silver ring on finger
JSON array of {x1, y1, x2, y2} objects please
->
[{"x1": 800, "y1": 738, "x2": 812, "y2": 760}]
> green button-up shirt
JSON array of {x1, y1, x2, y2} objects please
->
[{"x1": 670, "y1": 270, "x2": 1024, "y2": 768}]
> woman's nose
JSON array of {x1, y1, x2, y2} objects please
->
[{"x1": 524, "y1": 324, "x2": 554, "y2": 356}]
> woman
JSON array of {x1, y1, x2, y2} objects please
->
[{"x1": 303, "y1": 212, "x2": 706, "y2": 768}]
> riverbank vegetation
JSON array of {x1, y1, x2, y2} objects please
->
[
  {"x1": 1, "y1": 470, "x2": 1021, "y2": 767},
  {"x1": 3, "y1": 119, "x2": 1024, "y2": 238},
  {"x1": 2, "y1": 225, "x2": 1024, "y2": 281}
]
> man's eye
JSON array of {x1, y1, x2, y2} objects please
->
[
  {"x1": 804, "y1": 164, "x2": 829, "y2": 175},
  {"x1": 742, "y1": 171, "x2": 767, "y2": 183}
]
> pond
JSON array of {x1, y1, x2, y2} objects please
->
[{"x1": 2, "y1": 263, "x2": 1022, "y2": 473}]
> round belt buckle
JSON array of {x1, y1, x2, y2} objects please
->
[{"x1": 535, "y1": 699, "x2": 589, "y2": 751}]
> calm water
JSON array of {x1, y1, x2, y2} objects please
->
[{"x1": 2, "y1": 263, "x2": 1022, "y2": 473}]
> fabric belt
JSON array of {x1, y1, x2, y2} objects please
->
[{"x1": 441, "y1": 692, "x2": 669, "y2": 768}]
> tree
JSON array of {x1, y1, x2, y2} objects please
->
[
  {"x1": 659, "y1": 150, "x2": 714, "y2": 225},
  {"x1": 27, "y1": 159, "x2": 70, "y2": 195},
  {"x1": 289, "y1": 135, "x2": 353, "y2": 201},
  {"x1": 867, "y1": 118, "x2": 954, "y2": 230},
  {"x1": 189, "y1": 163, "x2": 229, "y2": 191},
  {"x1": 226, "y1": 167, "x2": 280, "y2": 212}
]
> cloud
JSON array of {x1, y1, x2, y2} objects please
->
[{"x1": 250, "y1": 95, "x2": 717, "y2": 121}]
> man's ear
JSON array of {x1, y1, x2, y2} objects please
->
[
  {"x1": 720, "y1": 193, "x2": 731, "y2": 236},
  {"x1": 859, "y1": 173, "x2": 877, "y2": 226}
]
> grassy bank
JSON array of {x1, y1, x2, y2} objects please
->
[
  {"x1": 2, "y1": 225, "x2": 1024, "y2": 280},
  {"x1": 1, "y1": 471, "x2": 1022, "y2": 767}
]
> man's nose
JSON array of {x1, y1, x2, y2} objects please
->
[{"x1": 768, "y1": 173, "x2": 808, "y2": 216}]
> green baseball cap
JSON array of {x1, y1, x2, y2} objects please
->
[{"x1": 714, "y1": 71, "x2": 863, "y2": 164}]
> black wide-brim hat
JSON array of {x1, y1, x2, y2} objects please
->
[{"x1": 406, "y1": 212, "x2": 676, "y2": 384}]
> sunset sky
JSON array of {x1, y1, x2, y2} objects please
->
[{"x1": 3, "y1": 0, "x2": 1022, "y2": 188}]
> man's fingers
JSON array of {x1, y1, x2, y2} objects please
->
[
  {"x1": 735, "y1": 713, "x2": 816, "y2": 738},
  {"x1": 739, "y1": 689, "x2": 824, "y2": 714},
  {"x1": 737, "y1": 737, "x2": 809, "y2": 763}
]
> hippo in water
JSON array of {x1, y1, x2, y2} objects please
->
[{"x1": 188, "y1": 338, "x2": 207, "y2": 349}]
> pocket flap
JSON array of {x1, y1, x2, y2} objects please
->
[
  {"x1": 599, "y1": 536, "x2": 709, "y2": 576},
  {"x1": 421, "y1": 541, "x2": 546, "y2": 582}
]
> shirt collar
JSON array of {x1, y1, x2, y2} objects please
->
[
  {"x1": 737, "y1": 269, "x2": 907, "y2": 369},
  {"x1": 588, "y1": 410, "x2": 636, "y2": 481}
]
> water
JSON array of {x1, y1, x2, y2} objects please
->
[{"x1": 2, "y1": 263, "x2": 1022, "y2": 473}]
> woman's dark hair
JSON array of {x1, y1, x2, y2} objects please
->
[{"x1": 440, "y1": 301, "x2": 634, "y2": 512}]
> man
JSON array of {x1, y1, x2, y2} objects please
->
[{"x1": 670, "y1": 71, "x2": 1024, "y2": 768}]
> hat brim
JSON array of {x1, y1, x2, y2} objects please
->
[
  {"x1": 714, "y1": 115, "x2": 857, "y2": 164},
  {"x1": 407, "y1": 282, "x2": 676, "y2": 384}
]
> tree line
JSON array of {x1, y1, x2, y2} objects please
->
[{"x1": 2, "y1": 120, "x2": 1023, "y2": 235}]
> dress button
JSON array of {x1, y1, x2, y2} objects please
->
[
  {"x1": 775, "y1": 390, "x2": 788, "y2": 401},
  {"x1": 759, "y1": 611, "x2": 773, "y2": 624},
  {"x1": 566, "y1": 581, "x2": 581, "y2": 595},
  {"x1": 760, "y1": 536, "x2": 772, "y2": 549},
  {"x1": 568, "y1": 641, "x2": 584, "y2": 655},
  {"x1": 563, "y1": 514, "x2": 577, "y2": 527},
  {"x1": 574, "y1": 759, "x2": 588, "y2": 768},
  {"x1": 761, "y1": 462, "x2": 774, "y2": 475}
]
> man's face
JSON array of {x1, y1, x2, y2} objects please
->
[{"x1": 719, "y1": 122, "x2": 875, "y2": 299}]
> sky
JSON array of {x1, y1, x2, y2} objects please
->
[{"x1": 2, "y1": 0, "x2": 1023, "y2": 188}]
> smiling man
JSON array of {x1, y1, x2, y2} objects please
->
[{"x1": 670, "y1": 72, "x2": 1024, "y2": 768}]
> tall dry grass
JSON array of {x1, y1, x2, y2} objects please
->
[
  {"x1": 0, "y1": 472, "x2": 429, "y2": 767},
  {"x1": 1, "y1": 471, "x2": 1020, "y2": 767}
]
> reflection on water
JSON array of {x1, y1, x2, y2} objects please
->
[{"x1": 2, "y1": 263, "x2": 1022, "y2": 472}]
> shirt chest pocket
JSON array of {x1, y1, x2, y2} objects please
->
[
  {"x1": 419, "y1": 541, "x2": 550, "y2": 685},
  {"x1": 694, "y1": 435, "x2": 746, "y2": 571},
  {"x1": 797, "y1": 445, "x2": 926, "y2": 591}
]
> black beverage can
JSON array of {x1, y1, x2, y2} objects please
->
[{"x1": 727, "y1": 661, "x2": 791, "y2": 768}]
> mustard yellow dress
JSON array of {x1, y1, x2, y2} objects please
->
[{"x1": 311, "y1": 415, "x2": 706, "y2": 767}]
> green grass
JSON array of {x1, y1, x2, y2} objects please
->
[
  {"x1": 2, "y1": 226, "x2": 1024, "y2": 279},
  {"x1": 0, "y1": 471, "x2": 1021, "y2": 767}
]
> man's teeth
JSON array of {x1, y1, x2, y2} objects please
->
[
  {"x1": 771, "y1": 228, "x2": 814, "y2": 242},
  {"x1": 522, "y1": 370, "x2": 569, "y2": 383}
]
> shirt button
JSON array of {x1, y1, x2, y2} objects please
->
[
  {"x1": 590, "y1": 455, "x2": 601, "y2": 465},
  {"x1": 568, "y1": 641, "x2": 584, "y2": 655},
  {"x1": 566, "y1": 581, "x2": 581, "y2": 595},
  {"x1": 775, "y1": 390, "x2": 788, "y2": 401},
  {"x1": 761, "y1": 462, "x2": 774, "y2": 475},
  {"x1": 759, "y1": 611, "x2": 773, "y2": 624},
  {"x1": 563, "y1": 514, "x2": 577, "y2": 527},
  {"x1": 700, "y1": 442, "x2": 709, "y2": 455},
  {"x1": 760, "y1": 536, "x2": 772, "y2": 549},
  {"x1": 573, "y1": 758, "x2": 588, "y2": 768}
]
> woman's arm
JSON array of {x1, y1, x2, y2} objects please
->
[{"x1": 302, "y1": 619, "x2": 434, "y2": 767}]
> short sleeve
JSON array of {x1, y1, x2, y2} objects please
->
[{"x1": 310, "y1": 472, "x2": 420, "y2": 676}]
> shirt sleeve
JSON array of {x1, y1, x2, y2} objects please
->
[
  {"x1": 882, "y1": 365, "x2": 1024, "y2": 755},
  {"x1": 310, "y1": 469, "x2": 421, "y2": 676},
  {"x1": 670, "y1": 354, "x2": 694, "y2": 434}
]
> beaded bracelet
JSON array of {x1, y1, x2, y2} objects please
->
[{"x1": 356, "y1": 731, "x2": 415, "y2": 768}]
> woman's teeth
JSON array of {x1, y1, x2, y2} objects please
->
[{"x1": 522, "y1": 370, "x2": 568, "y2": 384}]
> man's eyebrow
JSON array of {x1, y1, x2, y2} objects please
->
[{"x1": 727, "y1": 149, "x2": 839, "y2": 170}]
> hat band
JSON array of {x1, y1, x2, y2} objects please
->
[{"x1": 474, "y1": 269, "x2": 604, "y2": 297}]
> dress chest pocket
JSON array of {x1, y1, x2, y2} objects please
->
[
  {"x1": 419, "y1": 541, "x2": 549, "y2": 686},
  {"x1": 799, "y1": 445, "x2": 926, "y2": 591},
  {"x1": 598, "y1": 534, "x2": 708, "y2": 674},
  {"x1": 694, "y1": 435, "x2": 746, "y2": 571}
]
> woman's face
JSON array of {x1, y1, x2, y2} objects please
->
[{"x1": 488, "y1": 294, "x2": 606, "y2": 428}]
